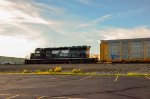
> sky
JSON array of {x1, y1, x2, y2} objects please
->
[{"x1": 0, "y1": 0, "x2": 150, "y2": 58}]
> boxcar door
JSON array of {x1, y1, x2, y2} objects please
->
[
  {"x1": 100, "y1": 43, "x2": 109, "y2": 62},
  {"x1": 121, "y1": 42, "x2": 129, "y2": 61},
  {"x1": 130, "y1": 42, "x2": 144, "y2": 60},
  {"x1": 109, "y1": 42, "x2": 121, "y2": 61}
]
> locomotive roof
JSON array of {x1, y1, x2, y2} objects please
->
[{"x1": 36, "y1": 46, "x2": 91, "y2": 51}]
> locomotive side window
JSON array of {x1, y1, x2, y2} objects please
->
[{"x1": 35, "y1": 51, "x2": 40, "y2": 53}]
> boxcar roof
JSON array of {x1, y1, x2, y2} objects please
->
[{"x1": 101, "y1": 37, "x2": 150, "y2": 43}]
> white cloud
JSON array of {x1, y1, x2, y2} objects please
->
[
  {"x1": 0, "y1": 0, "x2": 65, "y2": 57},
  {"x1": 0, "y1": 36, "x2": 36, "y2": 58},
  {"x1": 78, "y1": 7, "x2": 148, "y2": 28},
  {"x1": 79, "y1": 14, "x2": 112, "y2": 27},
  {"x1": 0, "y1": 0, "x2": 61, "y2": 24},
  {"x1": 96, "y1": 26, "x2": 150, "y2": 40}
]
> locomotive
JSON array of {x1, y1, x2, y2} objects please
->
[{"x1": 25, "y1": 46, "x2": 98, "y2": 64}]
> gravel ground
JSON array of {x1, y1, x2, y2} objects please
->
[{"x1": 0, "y1": 63, "x2": 150, "y2": 74}]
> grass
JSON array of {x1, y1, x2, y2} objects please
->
[
  {"x1": 72, "y1": 69, "x2": 82, "y2": 73},
  {"x1": 0, "y1": 67, "x2": 149, "y2": 76},
  {"x1": 0, "y1": 71, "x2": 149, "y2": 76}
]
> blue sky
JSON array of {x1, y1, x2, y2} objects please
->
[{"x1": 0, "y1": 0, "x2": 150, "y2": 57}]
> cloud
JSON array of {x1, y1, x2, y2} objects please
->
[
  {"x1": 0, "y1": 0, "x2": 66, "y2": 24},
  {"x1": 96, "y1": 26, "x2": 150, "y2": 40},
  {"x1": 79, "y1": 7, "x2": 149, "y2": 28},
  {"x1": 0, "y1": 35, "x2": 38, "y2": 58},
  {"x1": 0, "y1": 0, "x2": 60, "y2": 35},
  {"x1": 0, "y1": 0, "x2": 66, "y2": 57},
  {"x1": 79, "y1": 14, "x2": 112, "y2": 27}
]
